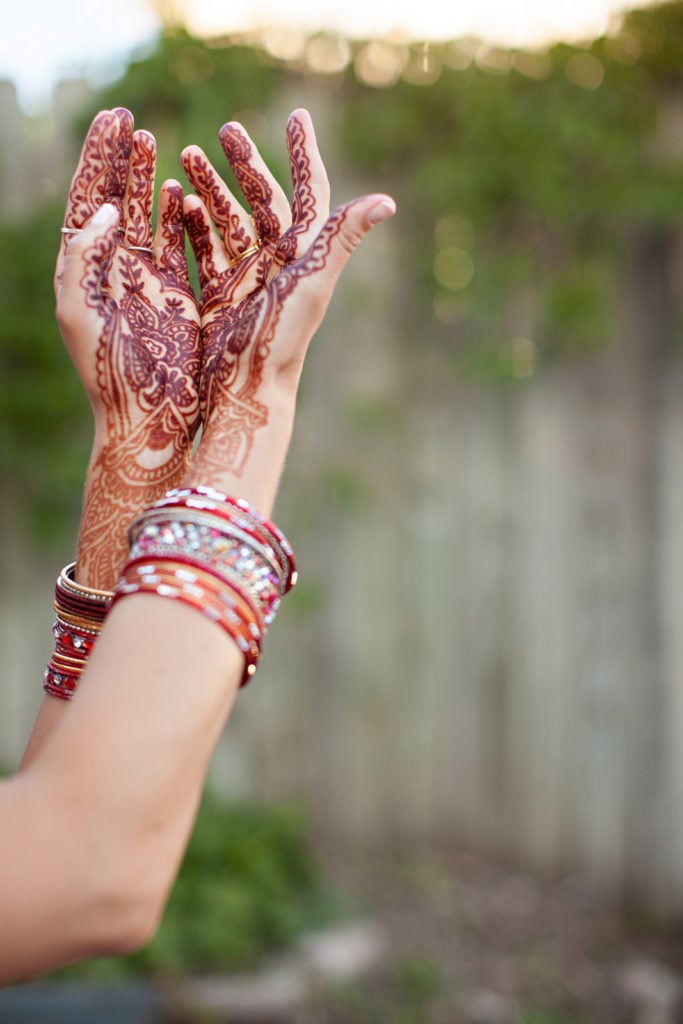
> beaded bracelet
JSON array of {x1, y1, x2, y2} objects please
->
[
  {"x1": 113, "y1": 557, "x2": 262, "y2": 686},
  {"x1": 44, "y1": 564, "x2": 113, "y2": 700}
]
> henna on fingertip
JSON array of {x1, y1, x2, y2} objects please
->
[{"x1": 105, "y1": 108, "x2": 134, "y2": 216}]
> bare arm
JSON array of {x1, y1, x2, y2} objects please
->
[
  {"x1": 0, "y1": 601, "x2": 241, "y2": 982},
  {"x1": 0, "y1": 110, "x2": 394, "y2": 983},
  {"x1": 21, "y1": 107, "x2": 200, "y2": 767}
]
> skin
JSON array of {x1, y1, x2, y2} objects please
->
[{"x1": 1, "y1": 107, "x2": 395, "y2": 983}]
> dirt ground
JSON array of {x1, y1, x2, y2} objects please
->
[{"x1": 311, "y1": 844, "x2": 683, "y2": 1024}]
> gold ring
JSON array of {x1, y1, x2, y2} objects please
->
[{"x1": 229, "y1": 242, "x2": 261, "y2": 267}]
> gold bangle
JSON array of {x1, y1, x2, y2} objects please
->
[{"x1": 59, "y1": 563, "x2": 115, "y2": 603}]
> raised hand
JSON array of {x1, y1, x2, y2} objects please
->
[
  {"x1": 55, "y1": 108, "x2": 201, "y2": 587},
  {"x1": 181, "y1": 108, "x2": 395, "y2": 513}
]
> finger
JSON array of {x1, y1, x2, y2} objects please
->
[
  {"x1": 104, "y1": 107, "x2": 134, "y2": 216},
  {"x1": 281, "y1": 108, "x2": 330, "y2": 259},
  {"x1": 56, "y1": 204, "x2": 120, "y2": 330},
  {"x1": 183, "y1": 194, "x2": 230, "y2": 291},
  {"x1": 291, "y1": 194, "x2": 396, "y2": 312},
  {"x1": 123, "y1": 129, "x2": 156, "y2": 250},
  {"x1": 181, "y1": 144, "x2": 255, "y2": 259},
  {"x1": 62, "y1": 109, "x2": 120, "y2": 231},
  {"x1": 218, "y1": 122, "x2": 291, "y2": 244},
  {"x1": 155, "y1": 179, "x2": 189, "y2": 281}
]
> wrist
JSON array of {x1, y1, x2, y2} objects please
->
[
  {"x1": 77, "y1": 437, "x2": 191, "y2": 589},
  {"x1": 183, "y1": 392, "x2": 296, "y2": 517}
]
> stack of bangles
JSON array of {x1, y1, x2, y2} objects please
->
[
  {"x1": 44, "y1": 564, "x2": 113, "y2": 699},
  {"x1": 43, "y1": 487, "x2": 297, "y2": 699}
]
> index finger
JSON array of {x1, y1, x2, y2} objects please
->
[
  {"x1": 62, "y1": 109, "x2": 121, "y2": 231},
  {"x1": 56, "y1": 109, "x2": 121, "y2": 296}
]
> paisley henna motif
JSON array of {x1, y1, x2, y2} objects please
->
[{"x1": 76, "y1": 240, "x2": 200, "y2": 584}]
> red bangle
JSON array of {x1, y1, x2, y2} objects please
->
[
  {"x1": 43, "y1": 563, "x2": 113, "y2": 701},
  {"x1": 112, "y1": 560, "x2": 260, "y2": 688}
]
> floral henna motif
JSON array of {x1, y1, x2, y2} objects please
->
[
  {"x1": 189, "y1": 114, "x2": 339, "y2": 477},
  {"x1": 77, "y1": 239, "x2": 201, "y2": 587},
  {"x1": 194, "y1": 204, "x2": 349, "y2": 480}
]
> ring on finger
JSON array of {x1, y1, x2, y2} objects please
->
[{"x1": 229, "y1": 242, "x2": 261, "y2": 267}]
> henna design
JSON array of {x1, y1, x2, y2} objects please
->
[
  {"x1": 274, "y1": 116, "x2": 317, "y2": 266},
  {"x1": 219, "y1": 125, "x2": 281, "y2": 243},
  {"x1": 76, "y1": 240, "x2": 200, "y2": 587},
  {"x1": 181, "y1": 149, "x2": 252, "y2": 255},
  {"x1": 158, "y1": 183, "x2": 190, "y2": 279},
  {"x1": 105, "y1": 108, "x2": 133, "y2": 220},
  {"x1": 185, "y1": 205, "x2": 220, "y2": 283},
  {"x1": 59, "y1": 109, "x2": 202, "y2": 588},
  {"x1": 286, "y1": 119, "x2": 316, "y2": 237},
  {"x1": 64, "y1": 112, "x2": 121, "y2": 229},
  {"x1": 124, "y1": 133, "x2": 155, "y2": 249},
  {"x1": 185, "y1": 113, "x2": 340, "y2": 478},
  {"x1": 192, "y1": 202, "x2": 349, "y2": 481}
]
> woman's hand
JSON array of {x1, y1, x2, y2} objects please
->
[
  {"x1": 181, "y1": 108, "x2": 395, "y2": 514},
  {"x1": 55, "y1": 108, "x2": 201, "y2": 587}
]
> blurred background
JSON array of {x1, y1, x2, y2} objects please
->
[{"x1": 1, "y1": 0, "x2": 683, "y2": 1021}]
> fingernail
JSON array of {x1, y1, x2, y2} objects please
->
[
  {"x1": 366, "y1": 198, "x2": 396, "y2": 226},
  {"x1": 92, "y1": 203, "x2": 116, "y2": 225}
]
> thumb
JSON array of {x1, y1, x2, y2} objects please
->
[
  {"x1": 56, "y1": 203, "x2": 120, "y2": 316},
  {"x1": 297, "y1": 193, "x2": 396, "y2": 291}
]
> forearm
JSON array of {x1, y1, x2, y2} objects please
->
[
  {"x1": 21, "y1": 427, "x2": 192, "y2": 770},
  {"x1": 3, "y1": 596, "x2": 241, "y2": 983}
]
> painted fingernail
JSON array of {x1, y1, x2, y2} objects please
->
[
  {"x1": 366, "y1": 198, "x2": 396, "y2": 226},
  {"x1": 92, "y1": 203, "x2": 117, "y2": 225}
]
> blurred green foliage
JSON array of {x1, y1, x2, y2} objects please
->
[
  {"x1": 1, "y1": 5, "x2": 682, "y2": 539},
  {"x1": 339, "y1": 2, "x2": 683, "y2": 377},
  {"x1": 0, "y1": 203, "x2": 92, "y2": 542},
  {"x1": 59, "y1": 791, "x2": 342, "y2": 978}
]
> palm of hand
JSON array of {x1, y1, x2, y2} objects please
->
[{"x1": 94, "y1": 245, "x2": 201, "y2": 483}]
